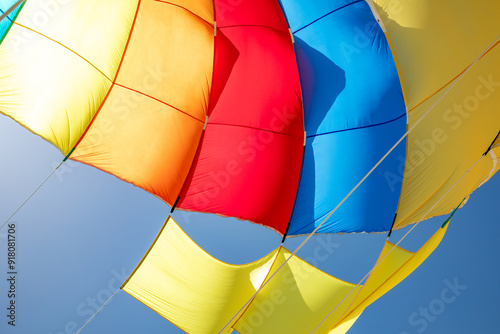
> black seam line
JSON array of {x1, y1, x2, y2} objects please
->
[
  {"x1": 483, "y1": 130, "x2": 500, "y2": 156},
  {"x1": 209, "y1": 122, "x2": 303, "y2": 139},
  {"x1": 306, "y1": 112, "x2": 406, "y2": 139},
  {"x1": 293, "y1": 0, "x2": 364, "y2": 34},
  {"x1": 218, "y1": 24, "x2": 289, "y2": 36},
  {"x1": 154, "y1": 0, "x2": 214, "y2": 27}
]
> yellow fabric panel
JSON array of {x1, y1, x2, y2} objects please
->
[
  {"x1": 372, "y1": 0, "x2": 500, "y2": 110},
  {"x1": 328, "y1": 315, "x2": 360, "y2": 334},
  {"x1": 122, "y1": 217, "x2": 447, "y2": 334},
  {"x1": 71, "y1": 85, "x2": 204, "y2": 205},
  {"x1": 0, "y1": 0, "x2": 138, "y2": 154},
  {"x1": 122, "y1": 217, "x2": 279, "y2": 334},
  {"x1": 115, "y1": 0, "x2": 214, "y2": 122},
  {"x1": 394, "y1": 42, "x2": 500, "y2": 229},
  {"x1": 333, "y1": 224, "x2": 448, "y2": 330},
  {"x1": 494, "y1": 136, "x2": 500, "y2": 148},
  {"x1": 234, "y1": 249, "x2": 362, "y2": 334},
  {"x1": 14, "y1": 0, "x2": 138, "y2": 80}
]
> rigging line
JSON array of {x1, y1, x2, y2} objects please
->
[
  {"x1": 311, "y1": 155, "x2": 484, "y2": 333},
  {"x1": 0, "y1": 0, "x2": 24, "y2": 23},
  {"x1": 75, "y1": 288, "x2": 121, "y2": 334},
  {"x1": 219, "y1": 32, "x2": 500, "y2": 334},
  {"x1": 0, "y1": 161, "x2": 64, "y2": 231}
]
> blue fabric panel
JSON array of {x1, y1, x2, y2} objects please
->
[
  {"x1": 288, "y1": 116, "x2": 407, "y2": 235},
  {"x1": 280, "y1": 0, "x2": 408, "y2": 234},
  {"x1": 279, "y1": 0, "x2": 359, "y2": 33},
  {"x1": 0, "y1": 1, "x2": 23, "y2": 44}
]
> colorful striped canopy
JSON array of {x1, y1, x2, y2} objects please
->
[
  {"x1": 1, "y1": 1, "x2": 499, "y2": 333},
  {"x1": 0, "y1": 0, "x2": 499, "y2": 237}
]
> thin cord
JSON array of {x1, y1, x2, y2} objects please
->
[
  {"x1": 0, "y1": 0, "x2": 25, "y2": 23},
  {"x1": 75, "y1": 288, "x2": 120, "y2": 334},
  {"x1": 310, "y1": 155, "x2": 484, "y2": 333},
  {"x1": 0, "y1": 161, "x2": 64, "y2": 231},
  {"x1": 219, "y1": 30, "x2": 500, "y2": 334}
]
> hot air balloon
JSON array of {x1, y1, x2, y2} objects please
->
[{"x1": 0, "y1": 0, "x2": 499, "y2": 333}]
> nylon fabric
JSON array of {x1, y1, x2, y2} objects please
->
[
  {"x1": 369, "y1": 0, "x2": 500, "y2": 229},
  {"x1": 177, "y1": 0, "x2": 303, "y2": 235},
  {"x1": 328, "y1": 315, "x2": 360, "y2": 334},
  {"x1": 0, "y1": 0, "x2": 498, "y2": 239},
  {"x1": 372, "y1": 0, "x2": 500, "y2": 110},
  {"x1": 123, "y1": 215, "x2": 450, "y2": 334},
  {"x1": 71, "y1": 86, "x2": 205, "y2": 205},
  {"x1": 289, "y1": 116, "x2": 406, "y2": 235},
  {"x1": 72, "y1": 0, "x2": 214, "y2": 205},
  {"x1": 234, "y1": 248, "x2": 362, "y2": 334},
  {"x1": 393, "y1": 42, "x2": 500, "y2": 229},
  {"x1": 122, "y1": 217, "x2": 279, "y2": 334},
  {"x1": 332, "y1": 223, "x2": 448, "y2": 331},
  {"x1": 278, "y1": 0, "x2": 357, "y2": 33},
  {"x1": 0, "y1": 0, "x2": 138, "y2": 154},
  {"x1": 282, "y1": 0, "x2": 407, "y2": 235}
]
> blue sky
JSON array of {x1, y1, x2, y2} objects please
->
[{"x1": 0, "y1": 113, "x2": 499, "y2": 334}]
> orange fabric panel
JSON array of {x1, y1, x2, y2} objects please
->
[
  {"x1": 115, "y1": 0, "x2": 214, "y2": 122},
  {"x1": 160, "y1": 0, "x2": 214, "y2": 24},
  {"x1": 72, "y1": 0, "x2": 214, "y2": 204},
  {"x1": 72, "y1": 85, "x2": 204, "y2": 204}
]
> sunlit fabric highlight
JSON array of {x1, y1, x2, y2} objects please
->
[
  {"x1": 0, "y1": 0, "x2": 138, "y2": 154},
  {"x1": 369, "y1": 0, "x2": 500, "y2": 229},
  {"x1": 236, "y1": 220, "x2": 448, "y2": 333},
  {"x1": 233, "y1": 247, "x2": 363, "y2": 334},
  {"x1": 123, "y1": 215, "x2": 449, "y2": 334},
  {"x1": 122, "y1": 217, "x2": 279, "y2": 334}
]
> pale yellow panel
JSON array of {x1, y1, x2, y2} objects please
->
[
  {"x1": 333, "y1": 224, "x2": 447, "y2": 330},
  {"x1": 0, "y1": 24, "x2": 111, "y2": 154},
  {"x1": 0, "y1": 0, "x2": 138, "y2": 154},
  {"x1": 234, "y1": 249, "x2": 362, "y2": 334},
  {"x1": 116, "y1": 0, "x2": 214, "y2": 122},
  {"x1": 14, "y1": 0, "x2": 138, "y2": 79},
  {"x1": 122, "y1": 217, "x2": 278, "y2": 334},
  {"x1": 372, "y1": 0, "x2": 500, "y2": 109},
  {"x1": 71, "y1": 85, "x2": 204, "y2": 205},
  {"x1": 394, "y1": 43, "x2": 500, "y2": 229}
]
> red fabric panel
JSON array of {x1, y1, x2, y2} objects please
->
[
  {"x1": 215, "y1": 0, "x2": 289, "y2": 31},
  {"x1": 179, "y1": 124, "x2": 303, "y2": 234},
  {"x1": 177, "y1": 0, "x2": 304, "y2": 234},
  {"x1": 208, "y1": 27, "x2": 303, "y2": 135}
]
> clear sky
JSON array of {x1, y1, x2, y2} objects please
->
[{"x1": 0, "y1": 113, "x2": 499, "y2": 334}]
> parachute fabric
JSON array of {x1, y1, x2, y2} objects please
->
[{"x1": 123, "y1": 216, "x2": 449, "y2": 333}]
